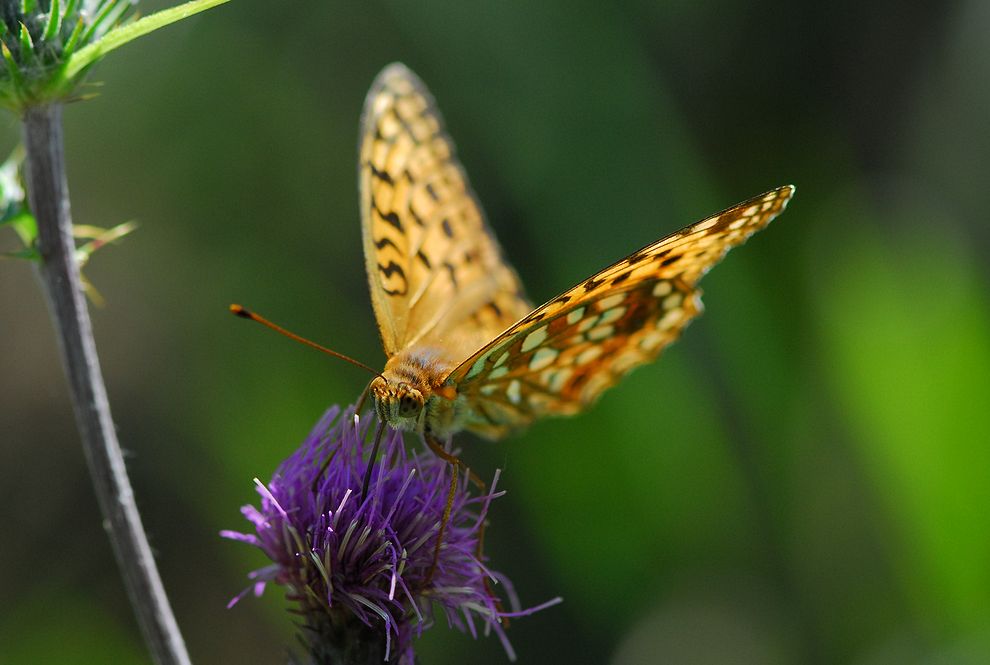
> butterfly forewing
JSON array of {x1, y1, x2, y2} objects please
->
[
  {"x1": 359, "y1": 64, "x2": 532, "y2": 361},
  {"x1": 446, "y1": 186, "x2": 794, "y2": 437}
]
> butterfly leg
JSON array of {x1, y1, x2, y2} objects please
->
[
  {"x1": 470, "y1": 488, "x2": 508, "y2": 624},
  {"x1": 423, "y1": 432, "x2": 462, "y2": 585},
  {"x1": 422, "y1": 434, "x2": 501, "y2": 616}
]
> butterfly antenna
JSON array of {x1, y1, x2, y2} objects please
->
[{"x1": 230, "y1": 304, "x2": 384, "y2": 380}]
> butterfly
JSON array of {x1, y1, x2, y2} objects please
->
[{"x1": 360, "y1": 63, "x2": 794, "y2": 445}]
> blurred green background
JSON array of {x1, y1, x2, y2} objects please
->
[{"x1": 2, "y1": 1, "x2": 989, "y2": 663}]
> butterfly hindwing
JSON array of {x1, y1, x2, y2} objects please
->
[
  {"x1": 359, "y1": 64, "x2": 531, "y2": 361},
  {"x1": 446, "y1": 186, "x2": 795, "y2": 437}
]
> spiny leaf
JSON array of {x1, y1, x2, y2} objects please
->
[
  {"x1": 79, "y1": 0, "x2": 127, "y2": 45},
  {"x1": 62, "y1": 16, "x2": 84, "y2": 54},
  {"x1": 80, "y1": 273, "x2": 105, "y2": 307},
  {"x1": 2, "y1": 247, "x2": 40, "y2": 260},
  {"x1": 1, "y1": 41, "x2": 25, "y2": 89},
  {"x1": 63, "y1": 0, "x2": 79, "y2": 24},
  {"x1": 63, "y1": 0, "x2": 231, "y2": 82},
  {"x1": 74, "y1": 219, "x2": 137, "y2": 261},
  {"x1": 18, "y1": 23, "x2": 35, "y2": 59},
  {"x1": 1, "y1": 211, "x2": 36, "y2": 246},
  {"x1": 43, "y1": 0, "x2": 62, "y2": 43}
]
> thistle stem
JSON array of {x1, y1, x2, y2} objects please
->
[
  {"x1": 23, "y1": 104, "x2": 191, "y2": 665},
  {"x1": 303, "y1": 608, "x2": 388, "y2": 665}
]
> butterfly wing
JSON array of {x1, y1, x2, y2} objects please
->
[
  {"x1": 359, "y1": 63, "x2": 532, "y2": 360},
  {"x1": 445, "y1": 186, "x2": 795, "y2": 438}
]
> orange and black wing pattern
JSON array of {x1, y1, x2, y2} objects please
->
[
  {"x1": 446, "y1": 186, "x2": 795, "y2": 438},
  {"x1": 359, "y1": 64, "x2": 532, "y2": 361}
]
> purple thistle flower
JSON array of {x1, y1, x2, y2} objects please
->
[{"x1": 222, "y1": 404, "x2": 560, "y2": 664}]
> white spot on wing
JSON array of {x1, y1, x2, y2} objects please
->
[
  {"x1": 587, "y1": 325, "x2": 614, "y2": 341},
  {"x1": 567, "y1": 307, "x2": 586, "y2": 325},
  {"x1": 467, "y1": 355, "x2": 488, "y2": 379},
  {"x1": 613, "y1": 351, "x2": 642, "y2": 374},
  {"x1": 639, "y1": 331, "x2": 666, "y2": 351},
  {"x1": 529, "y1": 347, "x2": 558, "y2": 371},
  {"x1": 657, "y1": 309, "x2": 684, "y2": 330},
  {"x1": 576, "y1": 346, "x2": 603, "y2": 365},
  {"x1": 507, "y1": 380, "x2": 522, "y2": 404},
  {"x1": 652, "y1": 281, "x2": 672, "y2": 297},
  {"x1": 545, "y1": 368, "x2": 572, "y2": 392},
  {"x1": 598, "y1": 293, "x2": 624, "y2": 310},
  {"x1": 598, "y1": 306, "x2": 625, "y2": 325},
  {"x1": 581, "y1": 373, "x2": 612, "y2": 401},
  {"x1": 577, "y1": 315, "x2": 598, "y2": 333},
  {"x1": 663, "y1": 293, "x2": 683, "y2": 310},
  {"x1": 521, "y1": 326, "x2": 548, "y2": 353}
]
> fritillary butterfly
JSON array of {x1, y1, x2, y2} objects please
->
[{"x1": 360, "y1": 63, "x2": 794, "y2": 443}]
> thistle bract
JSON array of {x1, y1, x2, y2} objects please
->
[{"x1": 222, "y1": 405, "x2": 559, "y2": 663}]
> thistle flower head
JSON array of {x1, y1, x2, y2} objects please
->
[
  {"x1": 222, "y1": 405, "x2": 559, "y2": 664},
  {"x1": 0, "y1": 0, "x2": 229, "y2": 112},
  {"x1": 1, "y1": 0, "x2": 136, "y2": 66}
]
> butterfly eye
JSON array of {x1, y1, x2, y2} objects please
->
[{"x1": 398, "y1": 390, "x2": 423, "y2": 418}]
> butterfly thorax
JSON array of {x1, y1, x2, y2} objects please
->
[{"x1": 371, "y1": 346, "x2": 463, "y2": 437}]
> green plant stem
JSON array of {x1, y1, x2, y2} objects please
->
[
  {"x1": 302, "y1": 607, "x2": 389, "y2": 665},
  {"x1": 23, "y1": 104, "x2": 191, "y2": 665}
]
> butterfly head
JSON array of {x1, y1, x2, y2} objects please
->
[{"x1": 370, "y1": 376, "x2": 425, "y2": 430}]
